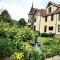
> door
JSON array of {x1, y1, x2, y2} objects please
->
[{"x1": 44, "y1": 26, "x2": 47, "y2": 32}]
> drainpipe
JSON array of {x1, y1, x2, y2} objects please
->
[
  {"x1": 55, "y1": 14, "x2": 57, "y2": 34},
  {"x1": 31, "y1": 14, "x2": 34, "y2": 30},
  {"x1": 39, "y1": 16, "x2": 41, "y2": 36}
]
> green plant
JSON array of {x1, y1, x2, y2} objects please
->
[
  {"x1": 0, "y1": 38, "x2": 17, "y2": 57},
  {"x1": 0, "y1": 21, "x2": 35, "y2": 59},
  {"x1": 11, "y1": 52, "x2": 24, "y2": 60},
  {"x1": 18, "y1": 18, "x2": 26, "y2": 27},
  {"x1": 23, "y1": 45, "x2": 45, "y2": 60},
  {"x1": 41, "y1": 33, "x2": 55, "y2": 37}
]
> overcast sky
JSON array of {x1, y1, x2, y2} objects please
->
[{"x1": 0, "y1": 0, "x2": 60, "y2": 21}]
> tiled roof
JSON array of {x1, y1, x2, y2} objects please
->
[
  {"x1": 46, "y1": 1, "x2": 59, "y2": 8},
  {"x1": 28, "y1": 2, "x2": 60, "y2": 16},
  {"x1": 28, "y1": 8, "x2": 47, "y2": 16},
  {"x1": 52, "y1": 7, "x2": 60, "y2": 14},
  {"x1": 28, "y1": 7, "x2": 35, "y2": 15},
  {"x1": 46, "y1": 6, "x2": 60, "y2": 16},
  {"x1": 39, "y1": 9, "x2": 47, "y2": 16}
]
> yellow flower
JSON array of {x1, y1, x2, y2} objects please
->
[
  {"x1": 12, "y1": 52, "x2": 24, "y2": 60},
  {"x1": 22, "y1": 43, "x2": 32, "y2": 52}
]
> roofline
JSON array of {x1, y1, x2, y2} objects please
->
[{"x1": 46, "y1": 1, "x2": 58, "y2": 8}]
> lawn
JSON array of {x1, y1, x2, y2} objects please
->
[
  {"x1": 38, "y1": 37, "x2": 53, "y2": 43},
  {"x1": 37, "y1": 37, "x2": 60, "y2": 58},
  {"x1": 38, "y1": 37, "x2": 60, "y2": 43}
]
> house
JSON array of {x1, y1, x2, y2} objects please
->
[{"x1": 28, "y1": 1, "x2": 60, "y2": 35}]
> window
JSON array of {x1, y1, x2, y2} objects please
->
[
  {"x1": 34, "y1": 26, "x2": 36, "y2": 31},
  {"x1": 51, "y1": 15, "x2": 54, "y2": 21},
  {"x1": 58, "y1": 25, "x2": 60, "y2": 32},
  {"x1": 45, "y1": 16, "x2": 47, "y2": 22},
  {"x1": 44, "y1": 26, "x2": 47, "y2": 32},
  {"x1": 28, "y1": 19, "x2": 31, "y2": 23},
  {"x1": 49, "y1": 27, "x2": 53, "y2": 30},
  {"x1": 49, "y1": 7, "x2": 51, "y2": 13},
  {"x1": 58, "y1": 14, "x2": 60, "y2": 21},
  {"x1": 34, "y1": 18, "x2": 36, "y2": 22},
  {"x1": 29, "y1": 15, "x2": 33, "y2": 18}
]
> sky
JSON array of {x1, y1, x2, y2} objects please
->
[{"x1": 0, "y1": 0, "x2": 60, "y2": 21}]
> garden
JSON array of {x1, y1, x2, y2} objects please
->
[
  {"x1": 0, "y1": 20, "x2": 60, "y2": 60},
  {"x1": 0, "y1": 10, "x2": 60, "y2": 60}
]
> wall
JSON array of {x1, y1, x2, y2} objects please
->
[
  {"x1": 34, "y1": 16, "x2": 40, "y2": 31},
  {"x1": 55, "y1": 14, "x2": 60, "y2": 34},
  {"x1": 46, "y1": 5, "x2": 57, "y2": 14}
]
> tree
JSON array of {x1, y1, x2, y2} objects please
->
[
  {"x1": 0, "y1": 9, "x2": 12, "y2": 23},
  {"x1": 1, "y1": 9, "x2": 11, "y2": 19},
  {"x1": 18, "y1": 18, "x2": 26, "y2": 27}
]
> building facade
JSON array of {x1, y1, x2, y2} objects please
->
[{"x1": 28, "y1": 2, "x2": 60, "y2": 35}]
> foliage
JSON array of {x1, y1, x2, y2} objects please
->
[
  {"x1": 11, "y1": 52, "x2": 24, "y2": 60},
  {"x1": 38, "y1": 37, "x2": 60, "y2": 58},
  {"x1": 16, "y1": 27, "x2": 35, "y2": 42},
  {"x1": 0, "y1": 21, "x2": 34, "y2": 41},
  {"x1": 22, "y1": 42, "x2": 32, "y2": 52},
  {"x1": 24, "y1": 45, "x2": 45, "y2": 60},
  {"x1": 0, "y1": 17, "x2": 60, "y2": 60},
  {"x1": 0, "y1": 21, "x2": 35, "y2": 58},
  {"x1": 41, "y1": 33, "x2": 55, "y2": 37},
  {"x1": 0, "y1": 38, "x2": 17, "y2": 57},
  {"x1": 12, "y1": 19, "x2": 18, "y2": 25},
  {"x1": 0, "y1": 9, "x2": 12, "y2": 23},
  {"x1": 18, "y1": 18, "x2": 26, "y2": 27},
  {"x1": 1, "y1": 10, "x2": 11, "y2": 19},
  {"x1": 30, "y1": 46, "x2": 45, "y2": 60}
]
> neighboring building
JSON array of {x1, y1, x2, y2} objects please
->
[{"x1": 28, "y1": 1, "x2": 60, "y2": 35}]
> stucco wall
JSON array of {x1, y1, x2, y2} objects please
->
[
  {"x1": 46, "y1": 5, "x2": 57, "y2": 14},
  {"x1": 34, "y1": 13, "x2": 60, "y2": 34},
  {"x1": 34, "y1": 16, "x2": 40, "y2": 31},
  {"x1": 28, "y1": 4, "x2": 60, "y2": 35}
]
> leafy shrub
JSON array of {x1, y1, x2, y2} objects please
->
[
  {"x1": 11, "y1": 52, "x2": 24, "y2": 60},
  {"x1": 41, "y1": 33, "x2": 55, "y2": 37},
  {"x1": 16, "y1": 27, "x2": 35, "y2": 42},
  {"x1": 27, "y1": 46, "x2": 45, "y2": 60},
  {"x1": 22, "y1": 43, "x2": 33, "y2": 60},
  {"x1": 0, "y1": 38, "x2": 17, "y2": 57},
  {"x1": 41, "y1": 33, "x2": 49, "y2": 37},
  {"x1": 22, "y1": 42, "x2": 32, "y2": 52},
  {"x1": 41, "y1": 39, "x2": 60, "y2": 58},
  {"x1": 0, "y1": 21, "x2": 35, "y2": 58},
  {"x1": 49, "y1": 33, "x2": 55, "y2": 37},
  {"x1": 36, "y1": 31, "x2": 40, "y2": 36}
]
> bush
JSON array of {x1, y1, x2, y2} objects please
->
[
  {"x1": 41, "y1": 33, "x2": 55, "y2": 37},
  {"x1": 49, "y1": 33, "x2": 55, "y2": 37},
  {"x1": 36, "y1": 31, "x2": 40, "y2": 36},
  {"x1": 28, "y1": 46, "x2": 45, "y2": 60},
  {"x1": 0, "y1": 21, "x2": 35, "y2": 58},
  {"x1": 11, "y1": 52, "x2": 24, "y2": 60},
  {"x1": 41, "y1": 39, "x2": 60, "y2": 58},
  {"x1": 41, "y1": 33, "x2": 49, "y2": 37},
  {"x1": 15, "y1": 27, "x2": 35, "y2": 42},
  {"x1": 0, "y1": 38, "x2": 17, "y2": 57}
]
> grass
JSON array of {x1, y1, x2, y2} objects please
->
[
  {"x1": 37, "y1": 37, "x2": 53, "y2": 43},
  {"x1": 37, "y1": 37, "x2": 60, "y2": 57},
  {"x1": 37, "y1": 37, "x2": 60, "y2": 44}
]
